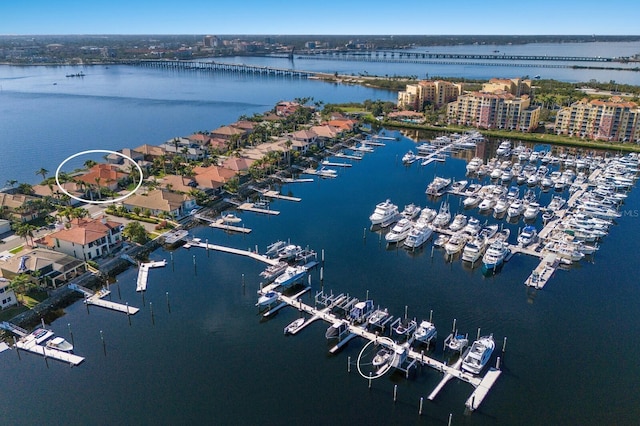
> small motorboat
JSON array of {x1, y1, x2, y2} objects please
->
[
  {"x1": 413, "y1": 320, "x2": 437, "y2": 344},
  {"x1": 256, "y1": 291, "x2": 279, "y2": 306},
  {"x1": 445, "y1": 333, "x2": 469, "y2": 353},
  {"x1": 372, "y1": 347, "x2": 394, "y2": 367},
  {"x1": 221, "y1": 213, "x2": 242, "y2": 223},
  {"x1": 393, "y1": 319, "x2": 417, "y2": 337},
  {"x1": 45, "y1": 337, "x2": 74, "y2": 352},
  {"x1": 461, "y1": 334, "x2": 495, "y2": 375},
  {"x1": 284, "y1": 318, "x2": 305, "y2": 335}
]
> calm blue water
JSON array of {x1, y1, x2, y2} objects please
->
[{"x1": 1, "y1": 42, "x2": 640, "y2": 425}]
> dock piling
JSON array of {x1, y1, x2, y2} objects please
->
[
  {"x1": 496, "y1": 356, "x2": 501, "y2": 370},
  {"x1": 14, "y1": 336, "x2": 20, "y2": 360},
  {"x1": 368, "y1": 372, "x2": 372, "y2": 389},
  {"x1": 347, "y1": 356, "x2": 351, "y2": 373},
  {"x1": 393, "y1": 384, "x2": 398, "y2": 402},
  {"x1": 477, "y1": 327, "x2": 481, "y2": 340},
  {"x1": 150, "y1": 302, "x2": 155, "y2": 325},
  {"x1": 452, "y1": 318, "x2": 457, "y2": 333},
  {"x1": 206, "y1": 239, "x2": 209, "y2": 256},
  {"x1": 166, "y1": 292, "x2": 171, "y2": 313},
  {"x1": 448, "y1": 413, "x2": 453, "y2": 426},
  {"x1": 363, "y1": 227, "x2": 366, "y2": 240},
  {"x1": 68, "y1": 323, "x2": 74, "y2": 349},
  {"x1": 126, "y1": 302, "x2": 131, "y2": 326},
  {"x1": 419, "y1": 397, "x2": 424, "y2": 415},
  {"x1": 502, "y1": 336, "x2": 507, "y2": 352},
  {"x1": 429, "y1": 309, "x2": 433, "y2": 322},
  {"x1": 100, "y1": 330, "x2": 106, "y2": 356},
  {"x1": 117, "y1": 280, "x2": 121, "y2": 299}
]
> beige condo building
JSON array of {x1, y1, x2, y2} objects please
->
[{"x1": 397, "y1": 80, "x2": 462, "y2": 111}]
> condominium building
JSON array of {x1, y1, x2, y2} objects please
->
[
  {"x1": 447, "y1": 91, "x2": 541, "y2": 132},
  {"x1": 397, "y1": 80, "x2": 462, "y2": 111},
  {"x1": 482, "y1": 78, "x2": 532, "y2": 97},
  {"x1": 554, "y1": 97, "x2": 640, "y2": 142}
]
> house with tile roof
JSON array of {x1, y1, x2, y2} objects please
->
[
  {"x1": 76, "y1": 163, "x2": 129, "y2": 192},
  {"x1": 123, "y1": 189, "x2": 197, "y2": 219},
  {"x1": 31, "y1": 182, "x2": 84, "y2": 206},
  {"x1": 220, "y1": 156, "x2": 254, "y2": 172},
  {"x1": 187, "y1": 133, "x2": 212, "y2": 146},
  {"x1": 157, "y1": 174, "x2": 197, "y2": 193},
  {"x1": 210, "y1": 125, "x2": 246, "y2": 141},
  {"x1": 0, "y1": 193, "x2": 41, "y2": 222},
  {"x1": 192, "y1": 165, "x2": 237, "y2": 193},
  {"x1": 288, "y1": 129, "x2": 319, "y2": 153},
  {"x1": 46, "y1": 216, "x2": 124, "y2": 261},
  {"x1": 133, "y1": 144, "x2": 167, "y2": 160},
  {"x1": 0, "y1": 248, "x2": 86, "y2": 288}
]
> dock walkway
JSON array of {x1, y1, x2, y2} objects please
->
[
  {"x1": 237, "y1": 202, "x2": 280, "y2": 215},
  {"x1": 187, "y1": 241, "x2": 279, "y2": 266},
  {"x1": 136, "y1": 260, "x2": 167, "y2": 292},
  {"x1": 15, "y1": 338, "x2": 85, "y2": 365}
]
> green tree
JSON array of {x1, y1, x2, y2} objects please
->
[
  {"x1": 35, "y1": 167, "x2": 49, "y2": 182},
  {"x1": 122, "y1": 221, "x2": 149, "y2": 244},
  {"x1": 9, "y1": 274, "x2": 36, "y2": 302},
  {"x1": 14, "y1": 222, "x2": 37, "y2": 246}
]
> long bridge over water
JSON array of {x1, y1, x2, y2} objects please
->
[{"x1": 135, "y1": 59, "x2": 313, "y2": 78}]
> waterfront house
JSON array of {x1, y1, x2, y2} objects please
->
[
  {"x1": 210, "y1": 125, "x2": 247, "y2": 143},
  {"x1": 0, "y1": 248, "x2": 86, "y2": 288},
  {"x1": 310, "y1": 124, "x2": 341, "y2": 146},
  {"x1": 288, "y1": 129, "x2": 319, "y2": 153},
  {"x1": 156, "y1": 174, "x2": 197, "y2": 193},
  {"x1": 76, "y1": 163, "x2": 129, "y2": 192},
  {"x1": 0, "y1": 193, "x2": 41, "y2": 222},
  {"x1": 133, "y1": 144, "x2": 167, "y2": 161},
  {"x1": 123, "y1": 189, "x2": 197, "y2": 219},
  {"x1": 220, "y1": 156, "x2": 253, "y2": 172},
  {"x1": 45, "y1": 216, "x2": 124, "y2": 261},
  {"x1": 192, "y1": 165, "x2": 237, "y2": 193},
  {"x1": 275, "y1": 101, "x2": 302, "y2": 117},
  {"x1": 0, "y1": 278, "x2": 18, "y2": 309},
  {"x1": 31, "y1": 182, "x2": 84, "y2": 206},
  {"x1": 159, "y1": 138, "x2": 206, "y2": 161},
  {"x1": 187, "y1": 133, "x2": 212, "y2": 147},
  {"x1": 106, "y1": 148, "x2": 145, "y2": 165}
]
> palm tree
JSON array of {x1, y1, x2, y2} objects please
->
[
  {"x1": 84, "y1": 159, "x2": 97, "y2": 169},
  {"x1": 15, "y1": 222, "x2": 37, "y2": 246},
  {"x1": 35, "y1": 167, "x2": 49, "y2": 182},
  {"x1": 16, "y1": 183, "x2": 34, "y2": 195},
  {"x1": 5, "y1": 179, "x2": 17, "y2": 189},
  {"x1": 94, "y1": 177, "x2": 103, "y2": 199}
]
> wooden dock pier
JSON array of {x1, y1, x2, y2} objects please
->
[
  {"x1": 15, "y1": 339, "x2": 85, "y2": 366},
  {"x1": 69, "y1": 284, "x2": 140, "y2": 315},
  {"x1": 136, "y1": 260, "x2": 167, "y2": 292},
  {"x1": 237, "y1": 202, "x2": 280, "y2": 215}
]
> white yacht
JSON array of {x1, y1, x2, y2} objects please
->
[
  {"x1": 385, "y1": 218, "x2": 414, "y2": 244},
  {"x1": 479, "y1": 223, "x2": 499, "y2": 240},
  {"x1": 463, "y1": 194, "x2": 481, "y2": 209},
  {"x1": 462, "y1": 334, "x2": 495, "y2": 375},
  {"x1": 517, "y1": 225, "x2": 538, "y2": 247},
  {"x1": 403, "y1": 223, "x2": 433, "y2": 249},
  {"x1": 448, "y1": 214, "x2": 468, "y2": 232},
  {"x1": 45, "y1": 337, "x2": 74, "y2": 352},
  {"x1": 466, "y1": 157, "x2": 483, "y2": 173},
  {"x1": 507, "y1": 199, "x2": 525, "y2": 219},
  {"x1": 482, "y1": 240, "x2": 509, "y2": 271},
  {"x1": 462, "y1": 235, "x2": 488, "y2": 263},
  {"x1": 523, "y1": 202, "x2": 541, "y2": 221},
  {"x1": 493, "y1": 197, "x2": 510, "y2": 217},
  {"x1": 496, "y1": 140, "x2": 511, "y2": 156},
  {"x1": 259, "y1": 261, "x2": 289, "y2": 282},
  {"x1": 274, "y1": 265, "x2": 307, "y2": 288},
  {"x1": 444, "y1": 232, "x2": 468, "y2": 256},
  {"x1": 432, "y1": 201, "x2": 451, "y2": 228},
  {"x1": 416, "y1": 207, "x2": 437, "y2": 225},
  {"x1": 478, "y1": 196, "x2": 497, "y2": 212},
  {"x1": 402, "y1": 150, "x2": 417, "y2": 164},
  {"x1": 425, "y1": 176, "x2": 452, "y2": 196},
  {"x1": 369, "y1": 199, "x2": 400, "y2": 227},
  {"x1": 413, "y1": 320, "x2": 437, "y2": 344},
  {"x1": 463, "y1": 216, "x2": 482, "y2": 236},
  {"x1": 401, "y1": 203, "x2": 421, "y2": 220}
]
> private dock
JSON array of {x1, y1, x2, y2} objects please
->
[
  {"x1": 321, "y1": 160, "x2": 353, "y2": 168},
  {"x1": 185, "y1": 240, "x2": 279, "y2": 266},
  {"x1": 69, "y1": 284, "x2": 140, "y2": 315},
  {"x1": 15, "y1": 337, "x2": 85, "y2": 365},
  {"x1": 257, "y1": 189, "x2": 302, "y2": 202},
  {"x1": 136, "y1": 260, "x2": 167, "y2": 292},
  {"x1": 525, "y1": 253, "x2": 559, "y2": 289},
  {"x1": 209, "y1": 219, "x2": 252, "y2": 233},
  {"x1": 333, "y1": 152, "x2": 364, "y2": 161},
  {"x1": 237, "y1": 202, "x2": 280, "y2": 215},
  {"x1": 263, "y1": 288, "x2": 502, "y2": 412}
]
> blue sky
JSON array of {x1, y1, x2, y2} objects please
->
[{"x1": 1, "y1": 1, "x2": 638, "y2": 35}]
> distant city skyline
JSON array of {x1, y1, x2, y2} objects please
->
[{"x1": 2, "y1": 0, "x2": 639, "y2": 36}]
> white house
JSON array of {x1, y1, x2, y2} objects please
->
[
  {"x1": 0, "y1": 278, "x2": 17, "y2": 309},
  {"x1": 47, "y1": 216, "x2": 124, "y2": 261}
]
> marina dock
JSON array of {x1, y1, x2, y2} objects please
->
[
  {"x1": 237, "y1": 202, "x2": 280, "y2": 215},
  {"x1": 15, "y1": 338, "x2": 85, "y2": 366},
  {"x1": 69, "y1": 284, "x2": 140, "y2": 315},
  {"x1": 186, "y1": 240, "x2": 279, "y2": 266},
  {"x1": 267, "y1": 289, "x2": 500, "y2": 412},
  {"x1": 260, "y1": 189, "x2": 302, "y2": 202},
  {"x1": 322, "y1": 160, "x2": 353, "y2": 168},
  {"x1": 136, "y1": 260, "x2": 167, "y2": 292},
  {"x1": 209, "y1": 219, "x2": 252, "y2": 233}
]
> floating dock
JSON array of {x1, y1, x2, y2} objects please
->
[
  {"x1": 237, "y1": 202, "x2": 280, "y2": 215},
  {"x1": 186, "y1": 240, "x2": 279, "y2": 266},
  {"x1": 322, "y1": 160, "x2": 352, "y2": 168},
  {"x1": 69, "y1": 284, "x2": 140, "y2": 315},
  {"x1": 15, "y1": 338, "x2": 85, "y2": 366},
  {"x1": 209, "y1": 219, "x2": 252, "y2": 233},
  {"x1": 525, "y1": 253, "x2": 559, "y2": 289},
  {"x1": 261, "y1": 190, "x2": 301, "y2": 202},
  {"x1": 136, "y1": 260, "x2": 167, "y2": 292}
]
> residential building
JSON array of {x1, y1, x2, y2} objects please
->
[
  {"x1": 0, "y1": 248, "x2": 86, "y2": 288},
  {"x1": 554, "y1": 97, "x2": 640, "y2": 142},
  {"x1": 76, "y1": 163, "x2": 129, "y2": 191},
  {"x1": 447, "y1": 91, "x2": 541, "y2": 132},
  {"x1": 0, "y1": 193, "x2": 41, "y2": 222},
  {"x1": 46, "y1": 216, "x2": 124, "y2": 261},
  {"x1": 159, "y1": 138, "x2": 206, "y2": 161},
  {"x1": 192, "y1": 165, "x2": 237, "y2": 193},
  {"x1": 0, "y1": 278, "x2": 17, "y2": 309},
  {"x1": 482, "y1": 78, "x2": 532, "y2": 97},
  {"x1": 398, "y1": 80, "x2": 463, "y2": 110},
  {"x1": 288, "y1": 129, "x2": 319, "y2": 153},
  {"x1": 123, "y1": 189, "x2": 197, "y2": 219}
]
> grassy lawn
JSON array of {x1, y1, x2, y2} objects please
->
[
  {"x1": 0, "y1": 304, "x2": 28, "y2": 322},
  {"x1": 9, "y1": 246, "x2": 24, "y2": 254}
]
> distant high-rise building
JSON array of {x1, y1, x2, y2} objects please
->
[
  {"x1": 203, "y1": 35, "x2": 218, "y2": 48},
  {"x1": 397, "y1": 80, "x2": 462, "y2": 110}
]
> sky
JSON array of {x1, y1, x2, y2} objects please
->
[{"x1": 1, "y1": 0, "x2": 639, "y2": 36}]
